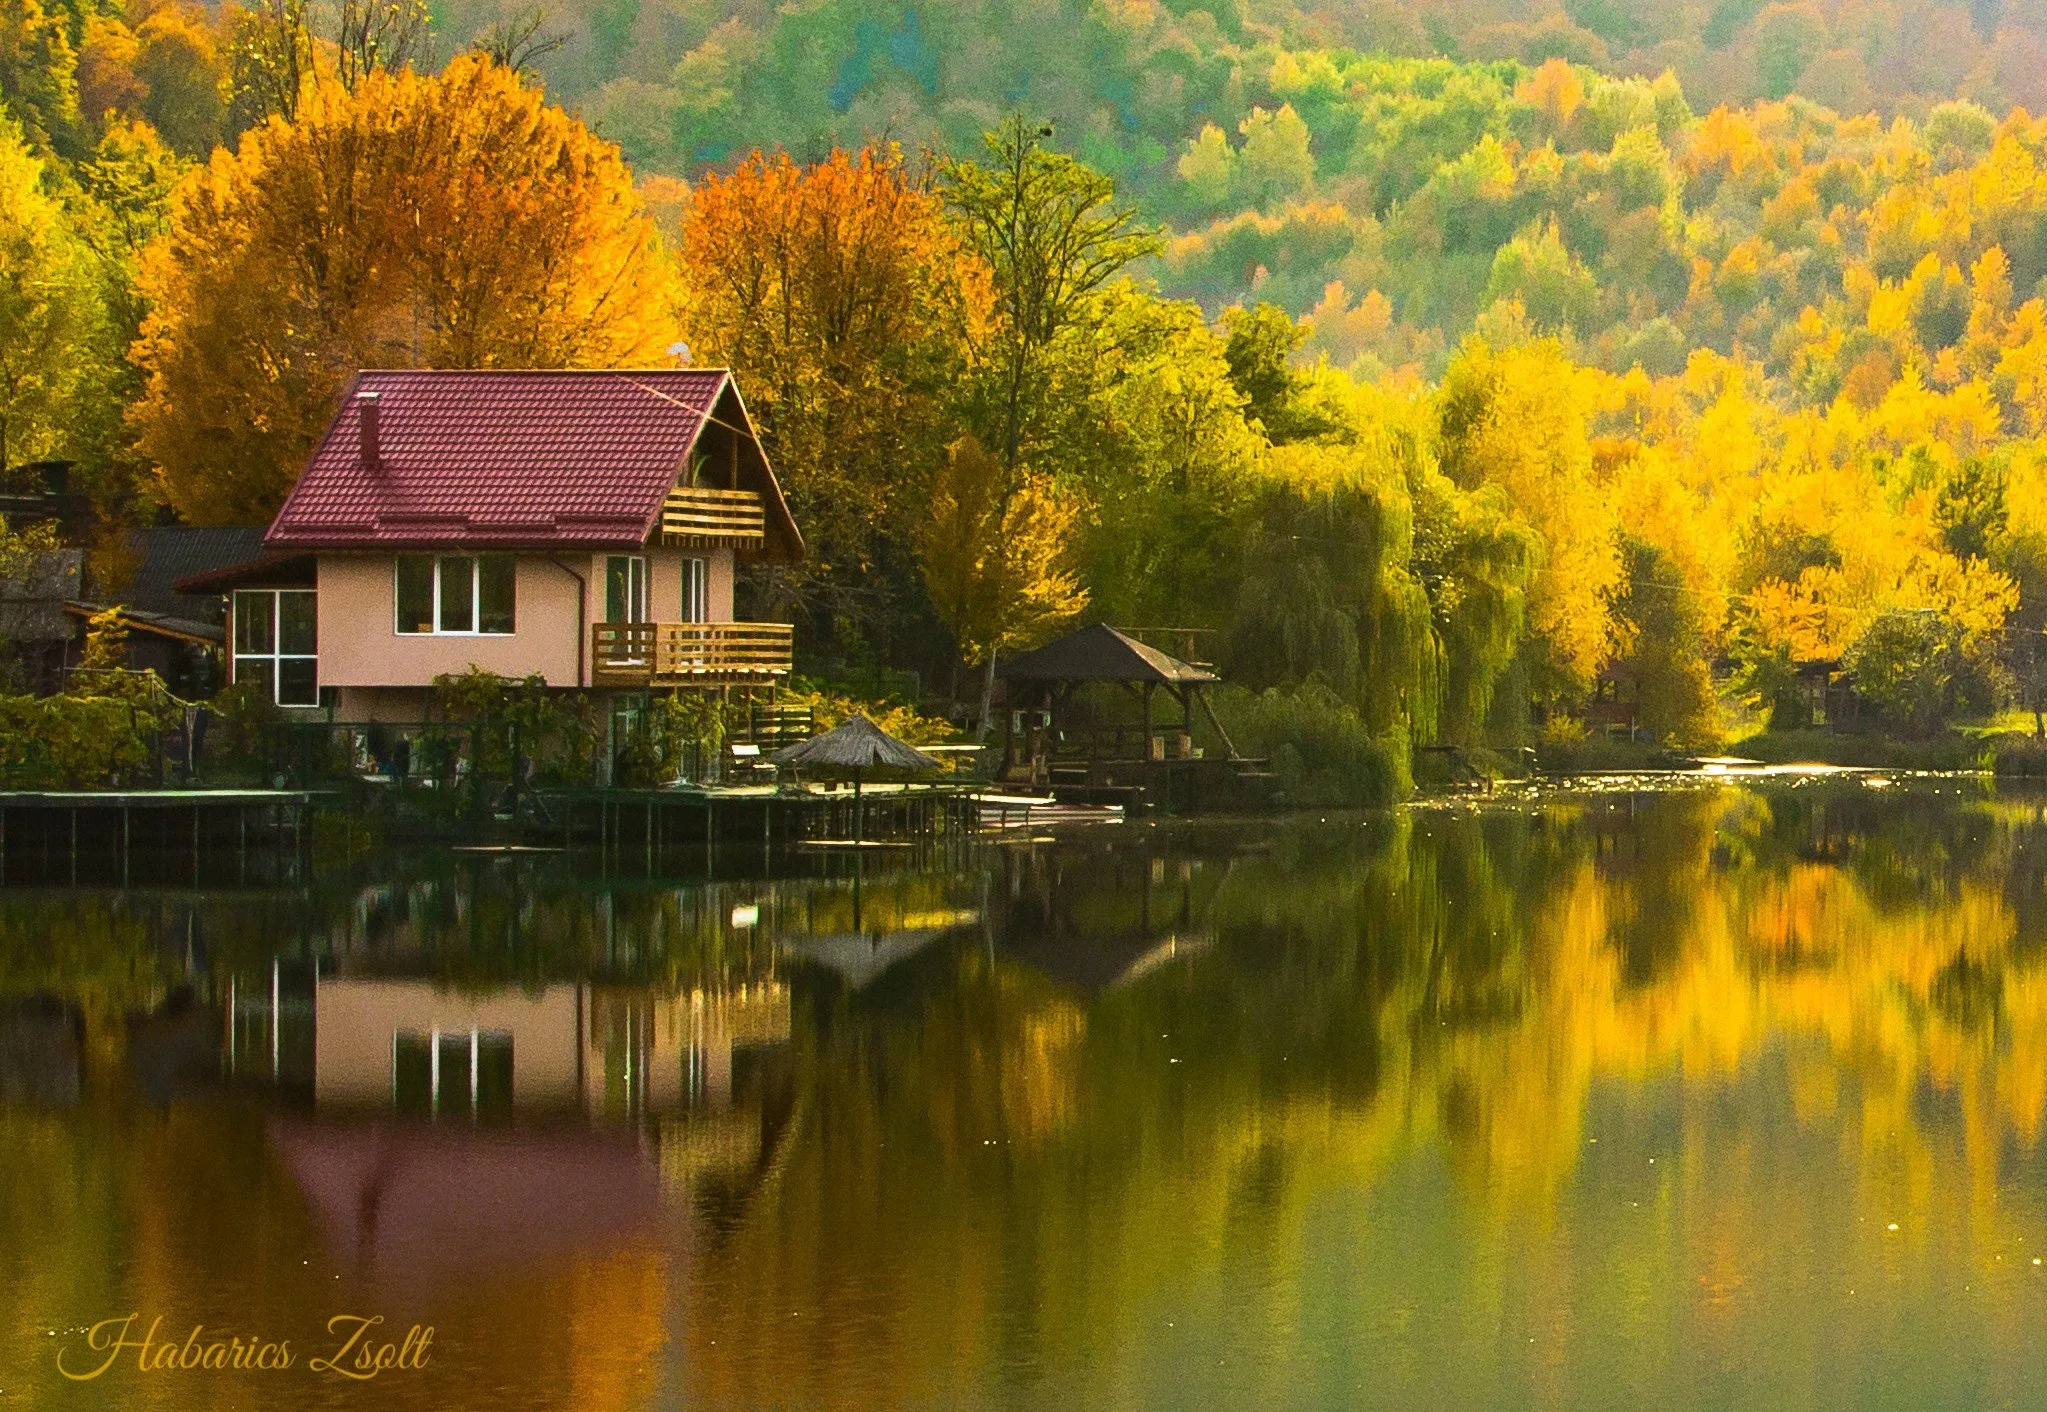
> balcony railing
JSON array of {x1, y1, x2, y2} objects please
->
[
  {"x1": 662, "y1": 487, "x2": 765, "y2": 546},
  {"x1": 591, "y1": 621, "x2": 793, "y2": 687}
]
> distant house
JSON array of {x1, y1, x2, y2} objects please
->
[
  {"x1": 0, "y1": 544, "x2": 81, "y2": 693},
  {"x1": 180, "y1": 370, "x2": 804, "y2": 720},
  {"x1": 61, "y1": 526, "x2": 267, "y2": 698}
]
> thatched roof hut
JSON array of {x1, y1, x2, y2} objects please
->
[{"x1": 770, "y1": 715, "x2": 941, "y2": 771}]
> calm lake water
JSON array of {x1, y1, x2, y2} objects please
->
[{"x1": 5, "y1": 779, "x2": 2047, "y2": 1409}]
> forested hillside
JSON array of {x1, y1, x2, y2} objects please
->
[
  {"x1": 6, "y1": 0, "x2": 2047, "y2": 784},
  {"x1": 505, "y1": 0, "x2": 2045, "y2": 176}
]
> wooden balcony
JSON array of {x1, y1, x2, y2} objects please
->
[
  {"x1": 662, "y1": 487, "x2": 764, "y2": 546},
  {"x1": 591, "y1": 621, "x2": 793, "y2": 687}
]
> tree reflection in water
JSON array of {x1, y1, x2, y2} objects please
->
[{"x1": 4, "y1": 780, "x2": 2047, "y2": 1409}]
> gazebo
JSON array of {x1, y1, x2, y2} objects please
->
[{"x1": 995, "y1": 624, "x2": 1245, "y2": 803}]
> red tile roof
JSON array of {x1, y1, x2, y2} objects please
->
[{"x1": 265, "y1": 369, "x2": 738, "y2": 551}]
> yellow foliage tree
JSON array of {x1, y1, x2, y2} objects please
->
[
  {"x1": 1437, "y1": 337, "x2": 1622, "y2": 699},
  {"x1": 919, "y1": 435, "x2": 1088, "y2": 727},
  {"x1": 130, "y1": 55, "x2": 685, "y2": 525},
  {"x1": 0, "y1": 113, "x2": 103, "y2": 474}
]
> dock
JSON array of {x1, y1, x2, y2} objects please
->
[
  {"x1": 0, "y1": 777, "x2": 1117, "y2": 889},
  {"x1": 0, "y1": 789, "x2": 319, "y2": 886}
]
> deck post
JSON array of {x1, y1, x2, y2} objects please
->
[{"x1": 69, "y1": 806, "x2": 77, "y2": 884}]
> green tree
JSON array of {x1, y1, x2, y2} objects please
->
[
  {"x1": 1072, "y1": 288, "x2": 1263, "y2": 630},
  {"x1": 1235, "y1": 103, "x2": 1315, "y2": 211},
  {"x1": 1753, "y1": 2, "x2": 1824, "y2": 99},
  {"x1": 1607, "y1": 535, "x2": 1720, "y2": 748},
  {"x1": 941, "y1": 116, "x2": 1161, "y2": 477},
  {"x1": 0, "y1": 113, "x2": 102, "y2": 475},
  {"x1": 1220, "y1": 302, "x2": 1338, "y2": 444},
  {"x1": 1483, "y1": 220, "x2": 1597, "y2": 333}
]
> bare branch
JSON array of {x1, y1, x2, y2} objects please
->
[{"x1": 472, "y1": 7, "x2": 569, "y2": 78}]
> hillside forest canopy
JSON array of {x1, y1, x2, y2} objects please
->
[{"x1": 4, "y1": 0, "x2": 2047, "y2": 795}]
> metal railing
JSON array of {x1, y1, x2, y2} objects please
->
[
  {"x1": 661, "y1": 487, "x2": 765, "y2": 545},
  {"x1": 591, "y1": 621, "x2": 794, "y2": 686}
]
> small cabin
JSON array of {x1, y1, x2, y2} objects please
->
[{"x1": 180, "y1": 369, "x2": 804, "y2": 721}]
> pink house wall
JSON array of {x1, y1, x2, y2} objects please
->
[
  {"x1": 313, "y1": 546, "x2": 738, "y2": 696},
  {"x1": 316, "y1": 554, "x2": 583, "y2": 689}
]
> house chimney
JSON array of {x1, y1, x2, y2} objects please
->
[{"x1": 357, "y1": 390, "x2": 382, "y2": 471}]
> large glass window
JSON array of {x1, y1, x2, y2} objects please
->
[
  {"x1": 394, "y1": 555, "x2": 515, "y2": 635},
  {"x1": 681, "y1": 557, "x2": 708, "y2": 623},
  {"x1": 233, "y1": 589, "x2": 318, "y2": 706},
  {"x1": 605, "y1": 555, "x2": 647, "y2": 623}
]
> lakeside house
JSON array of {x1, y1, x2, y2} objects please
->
[{"x1": 179, "y1": 369, "x2": 804, "y2": 720}]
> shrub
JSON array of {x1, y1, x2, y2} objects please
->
[
  {"x1": 1209, "y1": 682, "x2": 1406, "y2": 807},
  {"x1": 0, "y1": 694, "x2": 163, "y2": 787}
]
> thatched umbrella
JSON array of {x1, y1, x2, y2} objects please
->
[{"x1": 770, "y1": 715, "x2": 942, "y2": 843}]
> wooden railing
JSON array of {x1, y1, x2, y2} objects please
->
[
  {"x1": 662, "y1": 487, "x2": 765, "y2": 545},
  {"x1": 591, "y1": 621, "x2": 793, "y2": 686}
]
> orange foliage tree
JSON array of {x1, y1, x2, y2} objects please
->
[
  {"x1": 130, "y1": 54, "x2": 685, "y2": 524},
  {"x1": 678, "y1": 145, "x2": 990, "y2": 621}
]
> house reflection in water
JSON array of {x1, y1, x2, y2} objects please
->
[
  {"x1": 230, "y1": 971, "x2": 793, "y2": 1286},
  {"x1": 305, "y1": 979, "x2": 792, "y2": 1122}
]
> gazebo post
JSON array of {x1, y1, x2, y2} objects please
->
[{"x1": 1141, "y1": 682, "x2": 1155, "y2": 761}]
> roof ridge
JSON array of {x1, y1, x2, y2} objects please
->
[{"x1": 351, "y1": 367, "x2": 732, "y2": 375}]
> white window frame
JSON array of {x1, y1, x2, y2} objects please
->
[
  {"x1": 394, "y1": 555, "x2": 515, "y2": 636},
  {"x1": 233, "y1": 588, "x2": 319, "y2": 706},
  {"x1": 681, "y1": 556, "x2": 708, "y2": 623}
]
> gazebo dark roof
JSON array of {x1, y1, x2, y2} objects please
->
[{"x1": 996, "y1": 624, "x2": 1217, "y2": 685}]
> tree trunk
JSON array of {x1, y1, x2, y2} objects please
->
[{"x1": 976, "y1": 650, "x2": 998, "y2": 743}]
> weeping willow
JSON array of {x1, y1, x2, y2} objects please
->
[{"x1": 1222, "y1": 428, "x2": 1536, "y2": 760}]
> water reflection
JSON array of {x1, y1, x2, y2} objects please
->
[{"x1": 5, "y1": 783, "x2": 2047, "y2": 1408}]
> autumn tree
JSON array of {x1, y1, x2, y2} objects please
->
[
  {"x1": 679, "y1": 144, "x2": 989, "y2": 633},
  {"x1": 1436, "y1": 336, "x2": 1621, "y2": 708},
  {"x1": 131, "y1": 55, "x2": 685, "y2": 524},
  {"x1": 919, "y1": 434, "x2": 1088, "y2": 729}
]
